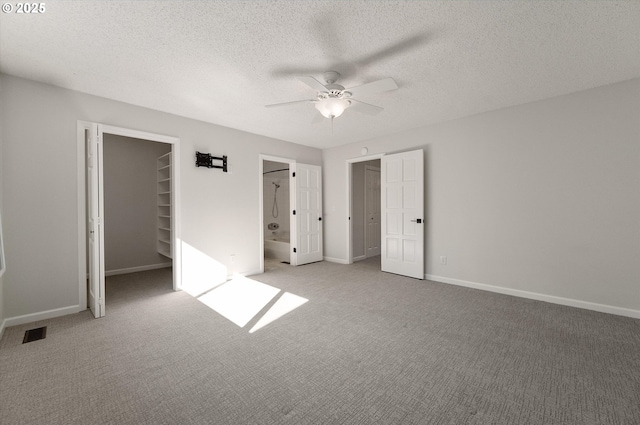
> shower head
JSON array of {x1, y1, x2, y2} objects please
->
[{"x1": 273, "y1": 182, "x2": 281, "y2": 189}]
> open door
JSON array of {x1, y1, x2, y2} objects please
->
[
  {"x1": 381, "y1": 149, "x2": 424, "y2": 279},
  {"x1": 293, "y1": 164, "x2": 323, "y2": 266},
  {"x1": 87, "y1": 123, "x2": 105, "y2": 317}
]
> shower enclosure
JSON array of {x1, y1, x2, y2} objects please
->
[{"x1": 263, "y1": 160, "x2": 290, "y2": 262}]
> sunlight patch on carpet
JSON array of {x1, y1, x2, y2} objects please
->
[
  {"x1": 198, "y1": 275, "x2": 280, "y2": 327},
  {"x1": 196, "y1": 275, "x2": 309, "y2": 332}
]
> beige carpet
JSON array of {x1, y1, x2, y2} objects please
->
[{"x1": 1, "y1": 257, "x2": 639, "y2": 424}]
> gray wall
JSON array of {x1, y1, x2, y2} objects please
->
[
  {"x1": 0, "y1": 74, "x2": 321, "y2": 320},
  {"x1": 323, "y1": 78, "x2": 640, "y2": 314},
  {"x1": 103, "y1": 134, "x2": 171, "y2": 272}
]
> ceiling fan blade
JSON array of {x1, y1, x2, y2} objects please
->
[
  {"x1": 353, "y1": 33, "x2": 428, "y2": 69},
  {"x1": 349, "y1": 99, "x2": 384, "y2": 116},
  {"x1": 347, "y1": 78, "x2": 398, "y2": 97},
  {"x1": 271, "y1": 32, "x2": 428, "y2": 79},
  {"x1": 298, "y1": 76, "x2": 328, "y2": 92},
  {"x1": 272, "y1": 66, "x2": 325, "y2": 78},
  {"x1": 265, "y1": 99, "x2": 315, "y2": 108}
]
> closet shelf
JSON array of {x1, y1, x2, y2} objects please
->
[{"x1": 157, "y1": 152, "x2": 173, "y2": 259}]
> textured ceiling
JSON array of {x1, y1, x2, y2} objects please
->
[{"x1": 1, "y1": 1, "x2": 639, "y2": 149}]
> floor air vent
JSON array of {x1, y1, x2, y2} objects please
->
[{"x1": 23, "y1": 326, "x2": 47, "y2": 344}]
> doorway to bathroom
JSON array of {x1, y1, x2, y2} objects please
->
[
  {"x1": 263, "y1": 159, "x2": 292, "y2": 267},
  {"x1": 259, "y1": 154, "x2": 324, "y2": 272},
  {"x1": 259, "y1": 155, "x2": 295, "y2": 272}
]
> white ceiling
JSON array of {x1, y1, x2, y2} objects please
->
[{"x1": 1, "y1": 1, "x2": 639, "y2": 149}]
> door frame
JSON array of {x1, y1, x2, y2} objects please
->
[
  {"x1": 77, "y1": 122, "x2": 182, "y2": 311},
  {"x1": 345, "y1": 153, "x2": 385, "y2": 264},
  {"x1": 259, "y1": 154, "x2": 296, "y2": 273}
]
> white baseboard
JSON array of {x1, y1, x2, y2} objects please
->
[
  {"x1": 105, "y1": 262, "x2": 172, "y2": 277},
  {"x1": 353, "y1": 255, "x2": 366, "y2": 262},
  {"x1": 324, "y1": 256, "x2": 349, "y2": 264},
  {"x1": 426, "y1": 274, "x2": 640, "y2": 319},
  {"x1": 4, "y1": 304, "x2": 83, "y2": 328}
]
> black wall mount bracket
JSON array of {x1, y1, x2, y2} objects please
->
[{"x1": 196, "y1": 151, "x2": 228, "y2": 172}]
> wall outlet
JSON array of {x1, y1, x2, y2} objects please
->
[
  {"x1": 440, "y1": 256, "x2": 447, "y2": 265},
  {"x1": 230, "y1": 254, "x2": 235, "y2": 264}
]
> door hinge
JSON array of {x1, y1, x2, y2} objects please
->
[
  {"x1": 292, "y1": 172, "x2": 296, "y2": 177},
  {"x1": 293, "y1": 210, "x2": 296, "y2": 215},
  {"x1": 293, "y1": 247, "x2": 297, "y2": 253}
]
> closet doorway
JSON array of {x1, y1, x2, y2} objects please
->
[
  {"x1": 348, "y1": 157, "x2": 382, "y2": 264},
  {"x1": 78, "y1": 122, "x2": 181, "y2": 318},
  {"x1": 346, "y1": 150, "x2": 425, "y2": 279},
  {"x1": 103, "y1": 134, "x2": 172, "y2": 275},
  {"x1": 346, "y1": 153, "x2": 385, "y2": 264}
]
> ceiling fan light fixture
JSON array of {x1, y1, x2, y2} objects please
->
[{"x1": 315, "y1": 97, "x2": 351, "y2": 119}]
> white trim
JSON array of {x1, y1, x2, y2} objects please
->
[
  {"x1": 426, "y1": 274, "x2": 640, "y2": 319},
  {"x1": 346, "y1": 153, "x2": 385, "y2": 264},
  {"x1": 105, "y1": 263, "x2": 172, "y2": 277},
  {"x1": 100, "y1": 125, "x2": 178, "y2": 145},
  {"x1": 4, "y1": 305, "x2": 83, "y2": 328},
  {"x1": 77, "y1": 121, "x2": 90, "y2": 312},
  {"x1": 323, "y1": 256, "x2": 349, "y2": 264},
  {"x1": 353, "y1": 255, "x2": 367, "y2": 262},
  {"x1": 171, "y1": 141, "x2": 182, "y2": 291},
  {"x1": 259, "y1": 155, "x2": 296, "y2": 274},
  {"x1": 0, "y1": 210, "x2": 5, "y2": 278},
  {"x1": 349, "y1": 153, "x2": 386, "y2": 163},
  {"x1": 364, "y1": 165, "x2": 381, "y2": 259}
]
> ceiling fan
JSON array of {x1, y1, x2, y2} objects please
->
[{"x1": 265, "y1": 71, "x2": 398, "y2": 121}]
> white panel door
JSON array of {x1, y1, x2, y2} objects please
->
[
  {"x1": 381, "y1": 149, "x2": 424, "y2": 279},
  {"x1": 293, "y1": 164, "x2": 323, "y2": 265},
  {"x1": 87, "y1": 123, "x2": 105, "y2": 318},
  {"x1": 365, "y1": 166, "x2": 381, "y2": 257}
]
